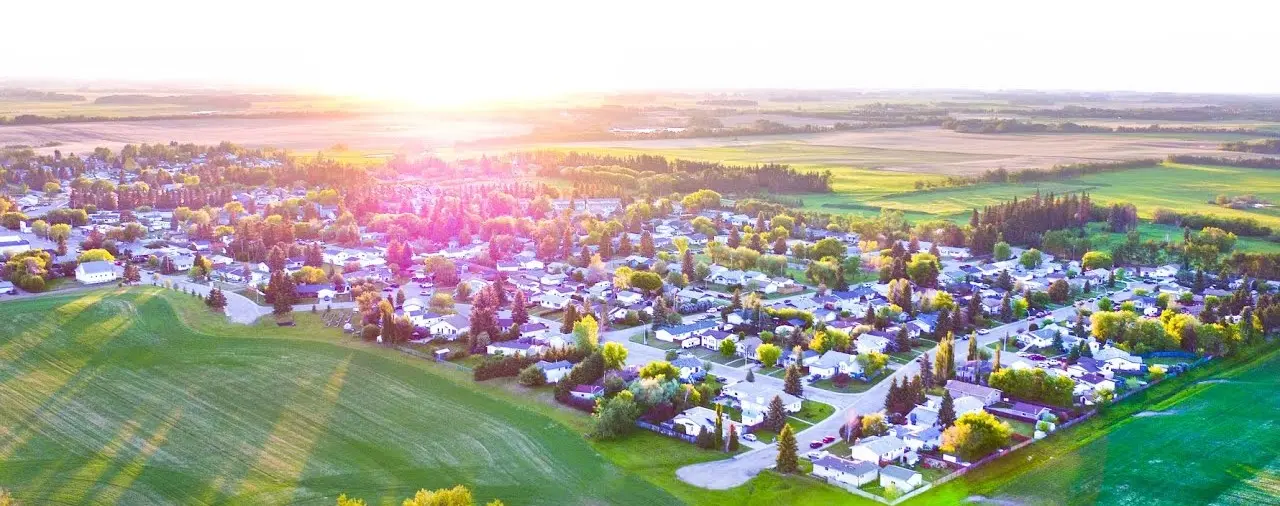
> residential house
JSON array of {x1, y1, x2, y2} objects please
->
[
  {"x1": 723, "y1": 382, "x2": 802, "y2": 415},
  {"x1": 849, "y1": 435, "x2": 907, "y2": 464},
  {"x1": 879, "y1": 465, "x2": 923, "y2": 492},
  {"x1": 655, "y1": 319, "x2": 718, "y2": 343},
  {"x1": 0, "y1": 235, "x2": 32, "y2": 256},
  {"x1": 672, "y1": 406, "x2": 730, "y2": 436},
  {"x1": 701, "y1": 330, "x2": 737, "y2": 351},
  {"x1": 534, "y1": 292, "x2": 572, "y2": 310},
  {"x1": 736, "y1": 337, "x2": 763, "y2": 361},
  {"x1": 782, "y1": 349, "x2": 820, "y2": 368},
  {"x1": 534, "y1": 360, "x2": 573, "y2": 383},
  {"x1": 429, "y1": 315, "x2": 471, "y2": 339},
  {"x1": 569, "y1": 384, "x2": 604, "y2": 401},
  {"x1": 670, "y1": 356, "x2": 705, "y2": 381},
  {"x1": 1094, "y1": 346, "x2": 1144, "y2": 372},
  {"x1": 812, "y1": 456, "x2": 879, "y2": 487},
  {"x1": 75, "y1": 261, "x2": 119, "y2": 284},
  {"x1": 944, "y1": 380, "x2": 1002, "y2": 406},
  {"x1": 855, "y1": 333, "x2": 891, "y2": 355},
  {"x1": 486, "y1": 341, "x2": 543, "y2": 357},
  {"x1": 809, "y1": 351, "x2": 860, "y2": 379}
]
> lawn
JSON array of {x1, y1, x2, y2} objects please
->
[
  {"x1": 790, "y1": 400, "x2": 836, "y2": 425},
  {"x1": 0, "y1": 287, "x2": 867, "y2": 506},
  {"x1": 0, "y1": 288, "x2": 677, "y2": 505},
  {"x1": 907, "y1": 343, "x2": 1280, "y2": 505},
  {"x1": 810, "y1": 372, "x2": 887, "y2": 393}
]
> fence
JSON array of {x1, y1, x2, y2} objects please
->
[
  {"x1": 396, "y1": 346, "x2": 473, "y2": 372},
  {"x1": 636, "y1": 421, "x2": 696, "y2": 443}
]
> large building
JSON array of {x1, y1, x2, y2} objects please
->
[
  {"x1": 75, "y1": 261, "x2": 120, "y2": 284},
  {"x1": 0, "y1": 235, "x2": 32, "y2": 257}
]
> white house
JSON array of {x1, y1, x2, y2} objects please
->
[
  {"x1": 849, "y1": 435, "x2": 907, "y2": 463},
  {"x1": 944, "y1": 380, "x2": 1002, "y2": 406},
  {"x1": 0, "y1": 235, "x2": 32, "y2": 256},
  {"x1": 672, "y1": 406, "x2": 730, "y2": 435},
  {"x1": 1094, "y1": 346, "x2": 1144, "y2": 372},
  {"x1": 486, "y1": 341, "x2": 543, "y2": 357},
  {"x1": 855, "y1": 334, "x2": 891, "y2": 355},
  {"x1": 534, "y1": 360, "x2": 573, "y2": 383},
  {"x1": 670, "y1": 355, "x2": 704, "y2": 380},
  {"x1": 809, "y1": 350, "x2": 861, "y2": 379},
  {"x1": 723, "y1": 382, "x2": 802, "y2": 414},
  {"x1": 701, "y1": 330, "x2": 736, "y2": 351},
  {"x1": 812, "y1": 456, "x2": 879, "y2": 487},
  {"x1": 655, "y1": 320, "x2": 718, "y2": 343},
  {"x1": 75, "y1": 261, "x2": 119, "y2": 284},
  {"x1": 879, "y1": 465, "x2": 923, "y2": 492},
  {"x1": 614, "y1": 290, "x2": 643, "y2": 305},
  {"x1": 534, "y1": 292, "x2": 572, "y2": 310},
  {"x1": 429, "y1": 315, "x2": 471, "y2": 339}
]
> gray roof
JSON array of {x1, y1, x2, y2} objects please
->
[
  {"x1": 880, "y1": 464, "x2": 920, "y2": 481},
  {"x1": 535, "y1": 360, "x2": 572, "y2": 371},
  {"x1": 813, "y1": 456, "x2": 878, "y2": 476},
  {"x1": 945, "y1": 380, "x2": 1001, "y2": 399},
  {"x1": 77, "y1": 261, "x2": 116, "y2": 274}
]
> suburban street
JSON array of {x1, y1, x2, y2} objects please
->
[{"x1": 674, "y1": 283, "x2": 1141, "y2": 489}]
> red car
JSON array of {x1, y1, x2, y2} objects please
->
[
  {"x1": 822, "y1": 436, "x2": 836, "y2": 444},
  {"x1": 809, "y1": 441, "x2": 823, "y2": 449}
]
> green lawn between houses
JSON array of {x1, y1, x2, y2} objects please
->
[{"x1": 0, "y1": 288, "x2": 864, "y2": 506}]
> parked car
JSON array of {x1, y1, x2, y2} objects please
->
[
  {"x1": 743, "y1": 433, "x2": 758, "y2": 442},
  {"x1": 822, "y1": 436, "x2": 836, "y2": 444},
  {"x1": 978, "y1": 328, "x2": 991, "y2": 335},
  {"x1": 806, "y1": 451, "x2": 823, "y2": 460},
  {"x1": 809, "y1": 440, "x2": 823, "y2": 449}
]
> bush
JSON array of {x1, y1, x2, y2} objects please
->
[{"x1": 517, "y1": 365, "x2": 547, "y2": 387}]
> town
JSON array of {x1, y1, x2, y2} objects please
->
[{"x1": 1, "y1": 141, "x2": 1274, "y2": 503}]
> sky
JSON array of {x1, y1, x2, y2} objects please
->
[{"x1": 4, "y1": 0, "x2": 1279, "y2": 105}]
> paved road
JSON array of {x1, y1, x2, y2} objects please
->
[{"x1": 675, "y1": 284, "x2": 1141, "y2": 489}]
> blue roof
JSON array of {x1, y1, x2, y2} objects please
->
[{"x1": 663, "y1": 319, "x2": 718, "y2": 335}]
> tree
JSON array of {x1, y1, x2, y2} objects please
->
[
  {"x1": 967, "y1": 334, "x2": 979, "y2": 361},
  {"x1": 602, "y1": 341, "x2": 628, "y2": 369},
  {"x1": 573, "y1": 315, "x2": 600, "y2": 350},
  {"x1": 511, "y1": 290, "x2": 528, "y2": 325},
  {"x1": 861, "y1": 412, "x2": 888, "y2": 436},
  {"x1": 856, "y1": 351, "x2": 888, "y2": 378},
  {"x1": 400, "y1": 485, "x2": 505, "y2": 506},
  {"x1": 205, "y1": 288, "x2": 228, "y2": 310},
  {"x1": 727, "y1": 423, "x2": 740, "y2": 451},
  {"x1": 78, "y1": 248, "x2": 115, "y2": 263},
  {"x1": 941, "y1": 411, "x2": 1012, "y2": 462},
  {"x1": 1082, "y1": 251, "x2": 1113, "y2": 270},
  {"x1": 764, "y1": 395, "x2": 787, "y2": 432},
  {"x1": 1048, "y1": 279, "x2": 1070, "y2": 304},
  {"x1": 1019, "y1": 248, "x2": 1043, "y2": 269},
  {"x1": 783, "y1": 365, "x2": 803, "y2": 396},
  {"x1": 638, "y1": 360, "x2": 680, "y2": 380},
  {"x1": 745, "y1": 369, "x2": 755, "y2": 382},
  {"x1": 907, "y1": 252, "x2": 941, "y2": 287},
  {"x1": 719, "y1": 338, "x2": 737, "y2": 357},
  {"x1": 756, "y1": 343, "x2": 782, "y2": 367},
  {"x1": 517, "y1": 364, "x2": 547, "y2": 387},
  {"x1": 934, "y1": 333, "x2": 955, "y2": 385},
  {"x1": 775, "y1": 424, "x2": 799, "y2": 473},
  {"x1": 992, "y1": 346, "x2": 1002, "y2": 373},
  {"x1": 713, "y1": 403, "x2": 725, "y2": 450},
  {"x1": 939, "y1": 390, "x2": 957, "y2": 428},
  {"x1": 628, "y1": 271, "x2": 664, "y2": 294},
  {"x1": 993, "y1": 241, "x2": 1011, "y2": 260}
]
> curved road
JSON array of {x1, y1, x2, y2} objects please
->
[{"x1": 673, "y1": 284, "x2": 1141, "y2": 489}]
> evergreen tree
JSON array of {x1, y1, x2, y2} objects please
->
[
  {"x1": 934, "y1": 333, "x2": 954, "y2": 386},
  {"x1": 512, "y1": 290, "x2": 529, "y2": 325},
  {"x1": 967, "y1": 335, "x2": 979, "y2": 361},
  {"x1": 910, "y1": 374, "x2": 925, "y2": 405},
  {"x1": 919, "y1": 353, "x2": 934, "y2": 387},
  {"x1": 895, "y1": 326, "x2": 911, "y2": 353},
  {"x1": 999, "y1": 292, "x2": 1013, "y2": 322},
  {"x1": 775, "y1": 424, "x2": 799, "y2": 473},
  {"x1": 885, "y1": 377, "x2": 901, "y2": 414},
  {"x1": 783, "y1": 365, "x2": 803, "y2": 397},
  {"x1": 939, "y1": 390, "x2": 957, "y2": 428},
  {"x1": 765, "y1": 395, "x2": 786, "y2": 432},
  {"x1": 745, "y1": 368, "x2": 755, "y2": 382},
  {"x1": 696, "y1": 426, "x2": 714, "y2": 449},
  {"x1": 835, "y1": 263, "x2": 849, "y2": 291},
  {"x1": 727, "y1": 424, "x2": 740, "y2": 451},
  {"x1": 682, "y1": 248, "x2": 695, "y2": 282},
  {"x1": 992, "y1": 347, "x2": 1002, "y2": 373},
  {"x1": 560, "y1": 305, "x2": 578, "y2": 334},
  {"x1": 714, "y1": 403, "x2": 725, "y2": 450},
  {"x1": 727, "y1": 227, "x2": 741, "y2": 248}
]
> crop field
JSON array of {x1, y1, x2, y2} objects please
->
[
  {"x1": 537, "y1": 126, "x2": 1251, "y2": 176},
  {"x1": 0, "y1": 288, "x2": 677, "y2": 505},
  {"x1": 911, "y1": 346, "x2": 1280, "y2": 505}
]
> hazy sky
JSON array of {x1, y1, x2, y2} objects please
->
[{"x1": 5, "y1": 0, "x2": 1278, "y2": 104}]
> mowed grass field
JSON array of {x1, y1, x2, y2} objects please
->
[
  {"x1": 0, "y1": 287, "x2": 862, "y2": 506},
  {"x1": 0, "y1": 288, "x2": 678, "y2": 505},
  {"x1": 910, "y1": 345, "x2": 1280, "y2": 506}
]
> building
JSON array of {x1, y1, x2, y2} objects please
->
[
  {"x1": 672, "y1": 406, "x2": 731, "y2": 436},
  {"x1": 849, "y1": 435, "x2": 906, "y2": 464},
  {"x1": 75, "y1": 261, "x2": 119, "y2": 284},
  {"x1": 944, "y1": 380, "x2": 1002, "y2": 406},
  {"x1": 569, "y1": 384, "x2": 604, "y2": 401},
  {"x1": 809, "y1": 350, "x2": 860, "y2": 378},
  {"x1": 429, "y1": 314, "x2": 471, "y2": 339},
  {"x1": 485, "y1": 341, "x2": 542, "y2": 357},
  {"x1": 534, "y1": 360, "x2": 573, "y2": 383},
  {"x1": 723, "y1": 382, "x2": 802, "y2": 415},
  {"x1": 0, "y1": 235, "x2": 32, "y2": 256},
  {"x1": 812, "y1": 456, "x2": 879, "y2": 487},
  {"x1": 879, "y1": 465, "x2": 923, "y2": 491}
]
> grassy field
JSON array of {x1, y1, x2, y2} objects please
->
[
  {"x1": 0, "y1": 287, "x2": 864, "y2": 505},
  {"x1": 908, "y1": 344, "x2": 1280, "y2": 505}
]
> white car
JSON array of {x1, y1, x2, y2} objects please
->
[
  {"x1": 978, "y1": 328, "x2": 991, "y2": 335},
  {"x1": 743, "y1": 433, "x2": 758, "y2": 442}
]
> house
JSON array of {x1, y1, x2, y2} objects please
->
[
  {"x1": 519, "y1": 322, "x2": 550, "y2": 339},
  {"x1": 855, "y1": 333, "x2": 891, "y2": 355},
  {"x1": 944, "y1": 380, "x2": 1002, "y2": 406},
  {"x1": 904, "y1": 426, "x2": 943, "y2": 451},
  {"x1": 783, "y1": 349, "x2": 820, "y2": 368},
  {"x1": 569, "y1": 384, "x2": 604, "y2": 401},
  {"x1": 907, "y1": 405, "x2": 940, "y2": 427},
  {"x1": 701, "y1": 330, "x2": 736, "y2": 350},
  {"x1": 1094, "y1": 346, "x2": 1144, "y2": 372},
  {"x1": 952, "y1": 395, "x2": 988, "y2": 416},
  {"x1": 670, "y1": 356, "x2": 704, "y2": 380},
  {"x1": 75, "y1": 261, "x2": 119, "y2": 284},
  {"x1": 879, "y1": 465, "x2": 923, "y2": 492},
  {"x1": 736, "y1": 337, "x2": 763, "y2": 360},
  {"x1": 429, "y1": 314, "x2": 471, "y2": 339},
  {"x1": 849, "y1": 435, "x2": 907, "y2": 463},
  {"x1": 672, "y1": 406, "x2": 731, "y2": 435},
  {"x1": 486, "y1": 341, "x2": 542, "y2": 357},
  {"x1": 614, "y1": 290, "x2": 643, "y2": 305},
  {"x1": 809, "y1": 351, "x2": 860, "y2": 379},
  {"x1": 1067, "y1": 357, "x2": 1111, "y2": 379},
  {"x1": 655, "y1": 319, "x2": 718, "y2": 343},
  {"x1": 1020, "y1": 327, "x2": 1061, "y2": 349},
  {"x1": 812, "y1": 456, "x2": 879, "y2": 487},
  {"x1": 723, "y1": 382, "x2": 802, "y2": 414},
  {"x1": 0, "y1": 235, "x2": 32, "y2": 256},
  {"x1": 534, "y1": 292, "x2": 572, "y2": 310},
  {"x1": 534, "y1": 360, "x2": 573, "y2": 383}
]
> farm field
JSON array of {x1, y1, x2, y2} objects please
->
[
  {"x1": 531, "y1": 126, "x2": 1253, "y2": 176},
  {"x1": 0, "y1": 288, "x2": 676, "y2": 505},
  {"x1": 908, "y1": 345, "x2": 1280, "y2": 506},
  {"x1": 0, "y1": 288, "x2": 860, "y2": 505}
]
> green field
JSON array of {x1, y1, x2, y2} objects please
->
[
  {"x1": 0, "y1": 288, "x2": 863, "y2": 505},
  {"x1": 909, "y1": 345, "x2": 1280, "y2": 505}
]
